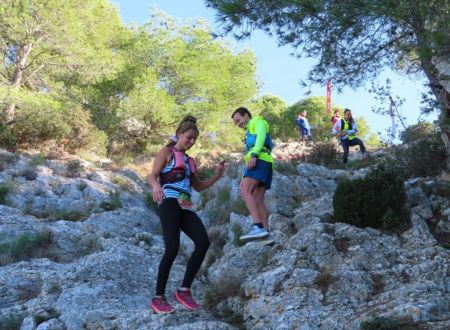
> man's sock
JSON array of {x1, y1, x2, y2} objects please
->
[{"x1": 254, "y1": 222, "x2": 264, "y2": 229}]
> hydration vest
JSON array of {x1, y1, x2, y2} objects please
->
[
  {"x1": 341, "y1": 119, "x2": 356, "y2": 141},
  {"x1": 244, "y1": 116, "x2": 274, "y2": 165},
  {"x1": 159, "y1": 147, "x2": 196, "y2": 185}
]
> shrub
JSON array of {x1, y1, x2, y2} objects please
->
[
  {"x1": 34, "y1": 309, "x2": 61, "y2": 326},
  {"x1": 0, "y1": 152, "x2": 18, "y2": 170},
  {"x1": 231, "y1": 223, "x2": 245, "y2": 247},
  {"x1": 203, "y1": 272, "x2": 247, "y2": 329},
  {"x1": 0, "y1": 185, "x2": 10, "y2": 204},
  {"x1": 401, "y1": 122, "x2": 436, "y2": 144},
  {"x1": 19, "y1": 167, "x2": 37, "y2": 181},
  {"x1": 0, "y1": 230, "x2": 53, "y2": 265},
  {"x1": 0, "y1": 311, "x2": 25, "y2": 330},
  {"x1": 306, "y1": 141, "x2": 340, "y2": 167},
  {"x1": 333, "y1": 237, "x2": 350, "y2": 253},
  {"x1": 217, "y1": 187, "x2": 231, "y2": 204},
  {"x1": 382, "y1": 133, "x2": 447, "y2": 180},
  {"x1": 29, "y1": 154, "x2": 45, "y2": 167},
  {"x1": 360, "y1": 317, "x2": 400, "y2": 330},
  {"x1": 0, "y1": 122, "x2": 17, "y2": 150},
  {"x1": 136, "y1": 232, "x2": 153, "y2": 246},
  {"x1": 111, "y1": 175, "x2": 134, "y2": 192},
  {"x1": 100, "y1": 190, "x2": 122, "y2": 211},
  {"x1": 333, "y1": 168, "x2": 407, "y2": 231},
  {"x1": 145, "y1": 192, "x2": 159, "y2": 213},
  {"x1": 77, "y1": 235, "x2": 102, "y2": 257},
  {"x1": 370, "y1": 273, "x2": 385, "y2": 296},
  {"x1": 230, "y1": 198, "x2": 249, "y2": 216},
  {"x1": 66, "y1": 160, "x2": 82, "y2": 178},
  {"x1": 275, "y1": 159, "x2": 298, "y2": 175},
  {"x1": 25, "y1": 208, "x2": 90, "y2": 221},
  {"x1": 314, "y1": 267, "x2": 337, "y2": 295}
]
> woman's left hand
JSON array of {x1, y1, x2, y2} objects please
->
[{"x1": 216, "y1": 160, "x2": 227, "y2": 178}]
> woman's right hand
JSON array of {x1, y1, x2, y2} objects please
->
[{"x1": 152, "y1": 185, "x2": 165, "y2": 204}]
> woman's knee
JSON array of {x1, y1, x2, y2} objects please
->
[
  {"x1": 163, "y1": 242, "x2": 180, "y2": 259},
  {"x1": 196, "y1": 236, "x2": 210, "y2": 252}
]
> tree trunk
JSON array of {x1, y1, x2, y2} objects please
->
[
  {"x1": 424, "y1": 56, "x2": 450, "y2": 170},
  {"x1": 2, "y1": 42, "x2": 33, "y2": 124}
]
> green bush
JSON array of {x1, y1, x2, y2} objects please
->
[
  {"x1": 0, "y1": 230, "x2": 53, "y2": 265},
  {"x1": 401, "y1": 122, "x2": 436, "y2": 144},
  {"x1": 275, "y1": 159, "x2": 299, "y2": 175},
  {"x1": 0, "y1": 311, "x2": 25, "y2": 330},
  {"x1": 231, "y1": 222, "x2": 245, "y2": 247},
  {"x1": 360, "y1": 317, "x2": 400, "y2": 330},
  {"x1": 314, "y1": 267, "x2": 337, "y2": 295},
  {"x1": 0, "y1": 185, "x2": 10, "y2": 204},
  {"x1": 383, "y1": 132, "x2": 447, "y2": 180},
  {"x1": 333, "y1": 168, "x2": 407, "y2": 230},
  {"x1": 203, "y1": 272, "x2": 247, "y2": 330},
  {"x1": 100, "y1": 190, "x2": 122, "y2": 211},
  {"x1": 145, "y1": 192, "x2": 159, "y2": 213},
  {"x1": 25, "y1": 208, "x2": 90, "y2": 221},
  {"x1": 0, "y1": 122, "x2": 17, "y2": 150},
  {"x1": 217, "y1": 187, "x2": 231, "y2": 204},
  {"x1": 30, "y1": 154, "x2": 46, "y2": 167},
  {"x1": 306, "y1": 141, "x2": 340, "y2": 167}
]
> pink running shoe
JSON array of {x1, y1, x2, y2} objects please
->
[
  {"x1": 175, "y1": 289, "x2": 201, "y2": 310},
  {"x1": 151, "y1": 296, "x2": 175, "y2": 314}
]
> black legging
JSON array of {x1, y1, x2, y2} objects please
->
[
  {"x1": 341, "y1": 138, "x2": 366, "y2": 164},
  {"x1": 156, "y1": 198, "x2": 210, "y2": 296}
]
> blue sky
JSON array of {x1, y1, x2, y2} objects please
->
[{"x1": 111, "y1": 0, "x2": 437, "y2": 138}]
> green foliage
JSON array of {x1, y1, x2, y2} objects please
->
[
  {"x1": 203, "y1": 272, "x2": 247, "y2": 329},
  {"x1": 371, "y1": 274, "x2": 385, "y2": 296},
  {"x1": 0, "y1": 230, "x2": 53, "y2": 265},
  {"x1": 275, "y1": 159, "x2": 299, "y2": 175},
  {"x1": 401, "y1": 122, "x2": 436, "y2": 144},
  {"x1": 217, "y1": 187, "x2": 231, "y2": 204},
  {"x1": 24, "y1": 208, "x2": 90, "y2": 221},
  {"x1": 333, "y1": 168, "x2": 407, "y2": 230},
  {"x1": 1, "y1": 0, "x2": 123, "y2": 148},
  {"x1": 259, "y1": 250, "x2": 270, "y2": 268},
  {"x1": 30, "y1": 154, "x2": 46, "y2": 167},
  {"x1": 206, "y1": 0, "x2": 449, "y2": 89},
  {"x1": 230, "y1": 198, "x2": 249, "y2": 216},
  {"x1": 382, "y1": 133, "x2": 447, "y2": 180},
  {"x1": 0, "y1": 184, "x2": 10, "y2": 204},
  {"x1": 365, "y1": 133, "x2": 384, "y2": 148},
  {"x1": 0, "y1": 122, "x2": 17, "y2": 149},
  {"x1": 0, "y1": 310, "x2": 25, "y2": 330},
  {"x1": 145, "y1": 192, "x2": 159, "y2": 213},
  {"x1": 360, "y1": 317, "x2": 400, "y2": 330},
  {"x1": 231, "y1": 223, "x2": 245, "y2": 247},
  {"x1": 111, "y1": 175, "x2": 133, "y2": 192},
  {"x1": 314, "y1": 267, "x2": 337, "y2": 295},
  {"x1": 66, "y1": 160, "x2": 82, "y2": 178},
  {"x1": 19, "y1": 167, "x2": 37, "y2": 181},
  {"x1": 252, "y1": 94, "x2": 288, "y2": 140},
  {"x1": 306, "y1": 141, "x2": 340, "y2": 167},
  {"x1": 89, "y1": 11, "x2": 257, "y2": 155},
  {"x1": 100, "y1": 190, "x2": 122, "y2": 211},
  {"x1": 34, "y1": 309, "x2": 61, "y2": 326},
  {"x1": 77, "y1": 235, "x2": 102, "y2": 257},
  {"x1": 333, "y1": 237, "x2": 350, "y2": 253},
  {"x1": 136, "y1": 233, "x2": 153, "y2": 246}
]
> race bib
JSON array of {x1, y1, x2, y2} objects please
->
[{"x1": 178, "y1": 192, "x2": 194, "y2": 211}]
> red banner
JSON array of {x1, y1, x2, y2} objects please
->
[{"x1": 326, "y1": 79, "x2": 332, "y2": 115}]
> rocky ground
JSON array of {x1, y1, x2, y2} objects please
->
[{"x1": 0, "y1": 149, "x2": 449, "y2": 329}]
